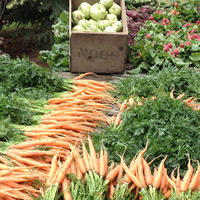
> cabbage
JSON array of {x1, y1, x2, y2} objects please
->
[
  {"x1": 78, "y1": 19, "x2": 89, "y2": 28},
  {"x1": 98, "y1": 20, "x2": 111, "y2": 30},
  {"x1": 99, "y1": 0, "x2": 114, "y2": 9},
  {"x1": 89, "y1": 19, "x2": 98, "y2": 26},
  {"x1": 113, "y1": 20, "x2": 123, "y2": 32},
  {"x1": 85, "y1": 23, "x2": 99, "y2": 32},
  {"x1": 105, "y1": 13, "x2": 118, "y2": 24},
  {"x1": 104, "y1": 26, "x2": 116, "y2": 32},
  {"x1": 108, "y1": 2, "x2": 121, "y2": 18},
  {"x1": 72, "y1": 10, "x2": 85, "y2": 25},
  {"x1": 72, "y1": 25, "x2": 85, "y2": 31},
  {"x1": 78, "y1": 2, "x2": 91, "y2": 19},
  {"x1": 90, "y1": 3, "x2": 107, "y2": 21}
]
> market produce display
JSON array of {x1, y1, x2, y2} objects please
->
[
  {"x1": 72, "y1": 0, "x2": 123, "y2": 32},
  {"x1": 1, "y1": 0, "x2": 200, "y2": 200}
]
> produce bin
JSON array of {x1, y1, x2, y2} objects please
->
[{"x1": 69, "y1": 0, "x2": 128, "y2": 74}]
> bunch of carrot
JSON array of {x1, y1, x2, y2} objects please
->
[
  {"x1": 43, "y1": 136, "x2": 200, "y2": 200},
  {"x1": 0, "y1": 72, "x2": 116, "y2": 199},
  {"x1": 109, "y1": 90, "x2": 200, "y2": 127}
]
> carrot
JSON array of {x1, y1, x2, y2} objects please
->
[
  {"x1": 9, "y1": 139, "x2": 56, "y2": 149},
  {"x1": 176, "y1": 93, "x2": 185, "y2": 100},
  {"x1": 151, "y1": 96, "x2": 156, "y2": 101},
  {"x1": 152, "y1": 156, "x2": 167, "y2": 189},
  {"x1": 82, "y1": 142, "x2": 91, "y2": 172},
  {"x1": 62, "y1": 177, "x2": 72, "y2": 200},
  {"x1": 121, "y1": 157, "x2": 142, "y2": 188},
  {"x1": 128, "y1": 97, "x2": 135, "y2": 106},
  {"x1": 163, "y1": 190, "x2": 171, "y2": 199},
  {"x1": 109, "y1": 161, "x2": 115, "y2": 170},
  {"x1": 0, "y1": 177, "x2": 28, "y2": 183},
  {"x1": 0, "y1": 189, "x2": 25, "y2": 199},
  {"x1": 5, "y1": 152, "x2": 50, "y2": 168},
  {"x1": 134, "y1": 186, "x2": 140, "y2": 200},
  {"x1": 0, "y1": 155, "x2": 9, "y2": 166},
  {"x1": 74, "y1": 72, "x2": 99, "y2": 81},
  {"x1": 70, "y1": 160, "x2": 77, "y2": 176},
  {"x1": 183, "y1": 96, "x2": 194, "y2": 103},
  {"x1": 170, "y1": 167, "x2": 177, "y2": 183},
  {"x1": 74, "y1": 149, "x2": 87, "y2": 175},
  {"x1": 180, "y1": 154, "x2": 194, "y2": 192},
  {"x1": 165, "y1": 170, "x2": 176, "y2": 189},
  {"x1": 88, "y1": 136, "x2": 99, "y2": 173},
  {"x1": 160, "y1": 168, "x2": 167, "y2": 190},
  {"x1": 170, "y1": 89, "x2": 175, "y2": 99},
  {"x1": 100, "y1": 145, "x2": 106, "y2": 177},
  {"x1": 106, "y1": 165, "x2": 120, "y2": 182},
  {"x1": 46, "y1": 150, "x2": 59, "y2": 186},
  {"x1": 76, "y1": 162, "x2": 83, "y2": 179},
  {"x1": 143, "y1": 158, "x2": 153, "y2": 186},
  {"x1": 175, "y1": 165, "x2": 181, "y2": 196},
  {"x1": 55, "y1": 147, "x2": 75, "y2": 184},
  {"x1": 189, "y1": 160, "x2": 200, "y2": 191},
  {"x1": 137, "y1": 140, "x2": 148, "y2": 188},
  {"x1": 114, "y1": 112, "x2": 122, "y2": 126},
  {"x1": 107, "y1": 181, "x2": 114, "y2": 199},
  {"x1": 104, "y1": 148, "x2": 108, "y2": 174}
]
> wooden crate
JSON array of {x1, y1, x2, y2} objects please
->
[{"x1": 69, "y1": 0, "x2": 128, "y2": 74}]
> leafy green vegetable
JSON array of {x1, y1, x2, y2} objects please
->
[
  {"x1": 110, "y1": 68, "x2": 200, "y2": 101},
  {"x1": 0, "y1": 54, "x2": 73, "y2": 151},
  {"x1": 39, "y1": 10, "x2": 70, "y2": 72}
]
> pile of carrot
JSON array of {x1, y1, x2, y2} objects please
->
[
  {"x1": 0, "y1": 72, "x2": 116, "y2": 199},
  {"x1": 44, "y1": 137, "x2": 200, "y2": 199},
  {"x1": 0, "y1": 72, "x2": 200, "y2": 199},
  {"x1": 109, "y1": 89, "x2": 200, "y2": 127}
]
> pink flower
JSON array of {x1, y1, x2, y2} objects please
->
[{"x1": 185, "y1": 41, "x2": 191, "y2": 46}]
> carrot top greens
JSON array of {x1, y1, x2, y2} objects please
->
[{"x1": 0, "y1": 55, "x2": 73, "y2": 151}]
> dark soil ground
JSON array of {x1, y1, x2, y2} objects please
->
[{"x1": 0, "y1": 31, "x2": 50, "y2": 69}]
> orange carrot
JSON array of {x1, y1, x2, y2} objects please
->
[
  {"x1": 9, "y1": 139, "x2": 56, "y2": 149},
  {"x1": 152, "y1": 156, "x2": 167, "y2": 189},
  {"x1": 104, "y1": 148, "x2": 108, "y2": 174},
  {"x1": 180, "y1": 154, "x2": 194, "y2": 192},
  {"x1": 108, "y1": 181, "x2": 115, "y2": 200},
  {"x1": 70, "y1": 161, "x2": 77, "y2": 176},
  {"x1": 0, "y1": 156, "x2": 9, "y2": 166},
  {"x1": 109, "y1": 161, "x2": 115, "y2": 170},
  {"x1": 74, "y1": 72, "x2": 99, "y2": 81},
  {"x1": 160, "y1": 169, "x2": 167, "y2": 190},
  {"x1": 88, "y1": 136, "x2": 99, "y2": 173},
  {"x1": 82, "y1": 142, "x2": 91, "y2": 172},
  {"x1": 189, "y1": 160, "x2": 200, "y2": 191},
  {"x1": 121, "y1": 157, "x2": 142, "y2": 188},
  {"x1": 176, "y1": 93, "x2": 185, "y2": 100},
  {"x1": 143, "y1": 158, "x2": 153, "y2": 186},
  {"x1": 62, "y1": 177, "x2": 72, "y2": 200},
  {"x1": 176, "y1": 165, "x2": 181, "y2": 196},
  {"x1": 55, "y1": 147, "x2": 75, "y2": 184},
  {"x1": 170, "y1": 167, "x2": 177, "y2": 183},
  {"x1": 74, "y1": 149, "x2": 87, "y2": 175},
  {"x1": 5, "y1": 152, "x2": 49, "y2": 168},
  {"x1": 170, "y1": 89, "x2": 175, "y2": 99},
  {"x1": 106, "y1": 165, "x2": 120, "y2": 182},
  {"x1": 46, "y1": 150, "x2": 59, "y2": 186},
  {"x1": 100, "y1": 145, "x2": 106, "y2": 177},
  {"x1": 163, "y1": 190, "x2": 171, "y2": 199},
  {"x1": 165, "y1": 170, "x2": 176, "y2": 189},
  {"x1": 134, "y1": 186, "x2": 140, "y2": 200}
]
